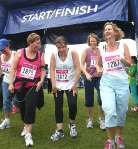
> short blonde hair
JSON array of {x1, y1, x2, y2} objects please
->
[
  {"x1": 27, "y1": 33, "x2": 40, "y2": 45},
  {"x1": 103, "y1": 22, "x2": 124, "y2": 41},
  {"x1": 87, "y1": 33, "x2": 100, "y2": 46}
]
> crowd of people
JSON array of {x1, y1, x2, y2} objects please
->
[{"x1": 0, "y1": 22, "x2": 137, "y2": 149}]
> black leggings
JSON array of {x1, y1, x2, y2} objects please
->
[
  {"x1": 14, "y1": 88, "x2": 37, "y2": 124},
  {"x1": 54, "y1": 90, "x2": 77, "y2": 123}
]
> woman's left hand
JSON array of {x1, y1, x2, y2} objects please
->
[
  {"x1": 70, "y1": 85, "x2": 78, "y2": 96},
  {"x1": 36, "y1": 81, "x2": 43, "y2": 92}
]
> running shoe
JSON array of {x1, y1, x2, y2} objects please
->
[
  {"x1": 99, "y1": 118, "x2": 106, "y2": 130},
  {"x1": 68, "y1": 123, "x2": 77, "y2": 137},
  {"x1": 86, "y1": 119, "x2": 93, "y2": 128},
  {"x1": 0, "y1": 119, "x2": 10, "y2": 129},
  {"x1": 24, "y1": 133, "x2": 34, "y2": 147},
  {"x1": 21, "y1": 127, "x2": 27, "y2": 137},
  {"x1": 104, "y1": 140, "x2": 115, "y2": 149},
  {"x1": 115, "y1": 136, "x2": 125, "y2": 149},
  {"x1": 50, "y1": 130, "x2": 64, "y2": 141}
]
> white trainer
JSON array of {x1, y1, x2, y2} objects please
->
[
  {"x1": 68, "y1": 123, "x2": 77, "y2": 137},
  {"x1": 86, "y1": 119, "x2": 93, "y2": 128},
  {"x1": 0, "y1": 119, "x2": 10, "y2": 129},
  {"x1": 24, "y1": 133, "x2": 34, "y2": 147},
  {"x1": 99, "y1": 118, "x2": 106, "y2": 130},
  {"x1": 21, "y1": 127, "x2": 27, "y2": 137}
]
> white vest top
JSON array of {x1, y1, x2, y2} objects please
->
[
  {"x1": 54, "y1": 49, "x2": 75, "y2": 90},
  {"x1": 1, "y1": 51, "x2": 15, "y2": 83},
  {"x1": 100, "y1": 41, "x2": 128, "y2": 80}
]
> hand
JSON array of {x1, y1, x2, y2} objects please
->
[
  {"x1": 52, "y1": 86, "x2": 57, "y2": 94},
  {"x1": 70, "y1": 85, "x2": 77, "y2": 96},
  {"x1": 86, "y1": 73, "x2": 92, "y2": 81},
  {"x1": 97, "y1": 71, "x2": 102, "y2": 77},
  {"x1": 36, "y1": 81, "x2": 43, "y2": 92},
  {"x1": 96, "y1": 65, "x2": 103, "y2": 73},
  {"x1": 8, "y1": 84, "x2": 14, "y2": 93}
]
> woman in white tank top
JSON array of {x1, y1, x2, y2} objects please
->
[
  {"x1": 0, "y1": 38, "x2": 16, "y2": 130},
  {"x1": 50, "y1": 36, "x2": 80, "y2": 141},
  {"x1": 98, "y1": 22, "x2": 131, "y2": 149}
]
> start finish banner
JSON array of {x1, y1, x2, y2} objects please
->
[{"x1": 4, "y1": 0, "x2": 128, "y2": 34}]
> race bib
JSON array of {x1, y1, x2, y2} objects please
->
[
  {"x1": 20, "y1": 63, "x2": 37, "y2": 79},
  {"x1": 1, "y1": 64, "x2": 10, "y2": 74},
  {"x1": 56, "y1": 69, "x2": 69, "y2": 82},
  {"x1": 90, "y1": 56, "x2": 96, "y2": 66},
  {"x1": 105, "y1": 55, "x2": 122, "y2": 72}
]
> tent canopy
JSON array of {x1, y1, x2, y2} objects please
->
[
  {"x1": 0, "y1": 0, "x2": 59, "y2": 9},
  {"x1": 1, "y1": 0, "x2": 128, "y2": 35},
  {"x1": 0, "y1": 0, "x2": 137, "y2": 49}
]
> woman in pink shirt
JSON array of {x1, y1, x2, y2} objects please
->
[{"x1": 9, "y1": 33, "x2": 46, "y2": 147}]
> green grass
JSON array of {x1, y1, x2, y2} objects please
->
[{"x1": 0, "y1": 89, "x2": 138, "y2": 149}]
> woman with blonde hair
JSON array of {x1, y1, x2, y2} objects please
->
[{"x1": 98, "y1": 22, "x2": 131, "y2": 149}]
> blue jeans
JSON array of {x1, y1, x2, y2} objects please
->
[{"x1": 2, "y1": 81, "x2": 12, "y2": 113}]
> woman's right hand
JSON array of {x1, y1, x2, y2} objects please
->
[
  {"x1": 86, "y1": 73, "x2": 92, "y2": 81},
  {"x1": 52, "y1": 86, "x2": 57, "y2": 94},
  {"x1": 96, "y1": 65, "x2": 103, "y2": 73},
  {"x1": 8, "y1": 83, "x2": 14, "y2": 93}
]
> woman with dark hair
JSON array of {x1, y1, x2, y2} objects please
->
[
  {"x1": 50, "y1": 36, "x2": 80, "y2": 141},
  {"x1": 81, "y1": 33, "x2": 105, "y2": 130}
]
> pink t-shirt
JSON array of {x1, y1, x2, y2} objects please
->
[
  {"x1": 85, "y1": 47, "x2": 100, "y2": 77},
  {"x1": 14, "y1": 48, "x2": 41, "y2": 89}
]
